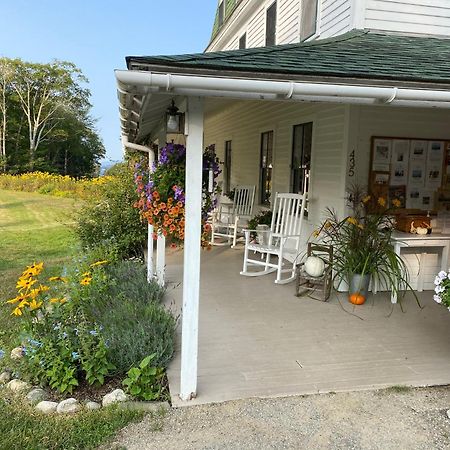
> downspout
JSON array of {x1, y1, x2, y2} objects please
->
[{"x1": 121, "y1": 135, "x2": 156, "y2": 283}]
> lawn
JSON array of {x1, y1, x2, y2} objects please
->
[{"x1": 0, "y1": 189, "x2": 150, "y2": 450}]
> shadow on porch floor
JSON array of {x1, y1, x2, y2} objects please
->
[{"x1": 163, "y1": 246, "x2": 450, "y2": 407}]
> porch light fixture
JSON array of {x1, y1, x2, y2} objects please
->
[{"x1": 166, "y1": 100, "x2": 184, "y2": 134}]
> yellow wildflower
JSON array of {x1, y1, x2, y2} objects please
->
[
  {"x1": 81, "y1": 272, "x2": 91, "y2": 278},
  {"x1": 80, "y1": 277, "x2": 92, "y2": 286},
  {"x1": 362, "y1": 195, "x2": 371, "y2": 203},
  {"x1": 28, "y1": 299, "x2": 43, "y2": 311},
  {"x1": 16, "y1": 277, "x2": 37, "y2": 291},
  {"x1": 22, "y1": 262, "x2": 44, "y2": 277},
  {"x1": 89, "y1": 260, "x2": 109, "y2": 268},
  {"x1": 6, "y1": 294, "x2": 27, "y2": 304},
  {"x1": 59, "y1": 298, "x2": 67, "y2": 304},
  {"x1": 324, "y1": 221, "x2": 332, "y2": 229},
  {"x1": 346, "y1": 217, "x2": 358, "y2": 226},
  {"x1": 12, "y1": 307, "x2": 23, "y2": 316},
  {"x1": 377, "y1": 197, "x2": 386, "y2": 207},
  {"x1": 313, "y1": 229, "x2": 320, "y2": 238},
  {"x1": 48, "y1": 276, "x2": 68, "y2": 282},
  {"x1": 392, "y1": 198, "x2": 401, "y2": 208}
]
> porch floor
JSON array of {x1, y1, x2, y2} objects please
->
[{"x1": 164, "y1": 246, "x2": 450, "y2": 407}]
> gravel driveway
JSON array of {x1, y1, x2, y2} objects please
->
[{"x1": 110, "y1": 386, "x2": 450, "y2": 450}]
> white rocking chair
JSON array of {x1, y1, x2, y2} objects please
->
[
  {"x1": 240, "y1": 192, "x2": 307, "y2": 284},
  {"x1": 210, "y1": 185, "x2": 256, "y2": 248}
]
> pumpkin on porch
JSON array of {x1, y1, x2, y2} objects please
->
[
  {"x1": 304, "y1": 256, "x2": 325, "y2": 277},
  {"x1": 349, "y1": 292, "x2": 366, "y2": 305}
]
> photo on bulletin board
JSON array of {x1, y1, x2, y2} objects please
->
[
  {"x1": 427, "y1": 141, "x2": 444, "y2": 164},
  {"x1": 410, "y1": 140, "x2": 428, "y2": 162},
  {"x1": 392, "y1": 139, "x2": 410, "y2": 163},
  {"x1": 408, "y1": 164, "x2": 425, "y2": 186},
  {"x1": 406, "y1": 186, "x2": 422, "y2": 209},
  {"x1": 372, "y1": 139, "x2": 392, "y2": 172},
  {"x1": 373, "y1": 172, "x2": 390, "y2": 185}
]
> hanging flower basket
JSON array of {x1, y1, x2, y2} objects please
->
[{"x1": 134, "y1": 143, "x2": 220, "y2": 248}]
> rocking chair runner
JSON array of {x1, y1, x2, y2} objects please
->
[
  {"x1": 240, "y1": 192, "x2": 307, "y2": 284},
  {"x1": 210, "y1": 185, "x2": 256, "y2": 248}
]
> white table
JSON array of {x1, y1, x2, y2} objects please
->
[{"x1": 391, "y1": 231, "x2": 450, "y2": 303}]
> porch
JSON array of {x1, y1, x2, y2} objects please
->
[{"x1": 165, "y1": 245, "x2": 450, "y2": 407}]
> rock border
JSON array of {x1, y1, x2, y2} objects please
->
[{"x1": 1, "y1": 370, "x2": 170, "y2": 415}]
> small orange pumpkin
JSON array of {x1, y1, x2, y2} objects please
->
[{"x1": 349, "y1": 292, "x2": 366, "y2": 305}]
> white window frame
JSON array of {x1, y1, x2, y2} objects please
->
[{"x1": 300, "y1": 0, "x2": 322, "y2": 42}]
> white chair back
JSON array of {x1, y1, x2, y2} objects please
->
[
  {"x1": 233, "y1": 185, "x2": 256, "y2": 219},
  {"x1": 271, "y1": 192, "x2": 307, "y2": 238}
]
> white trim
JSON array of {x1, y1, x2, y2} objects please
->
[
  {"x1": 350, "y1": 0, "x2": 366, "y2": 30},
  {"x1": 179, "y1": 96, "x2": 204, "y2": 401}
]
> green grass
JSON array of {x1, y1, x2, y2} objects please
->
[
  {"x1": 0, "y1": 189, "x2": 78, "y2": 348},
  {"x1": 0, "y1": 189, "x2": 156, "y2": 450},
  {"x1": 0, "y1": 393, "x2": 148, "y2": 450}
]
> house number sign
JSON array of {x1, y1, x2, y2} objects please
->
[{"x1": 348, "y1": 150, "x2": 355, "y2": 177}]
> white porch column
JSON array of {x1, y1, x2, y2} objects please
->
[
  {"x1": 147, "y1": 149, "x2": 155, "y2": 282},
  {"x1": 180, "y1": 96, "x2": 204, "y2": 401}
]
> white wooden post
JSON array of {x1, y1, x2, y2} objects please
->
[
  {"x1": 147, "y1": 149, "x2": 155, "y2": 282},
  {"x1": 156, "y1": 232, "x2": 166, "y2": 286},
  {"x1": 180, "y1": 96, "x2": 204, "y2": 401}
]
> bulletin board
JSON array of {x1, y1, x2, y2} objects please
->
[{"x1": 369, "y1": 137, "x2": 450, "y2": 212}]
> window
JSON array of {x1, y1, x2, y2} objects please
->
[
  {"x1": 300, "y1": 0, "x2": 318, "y2": 41},
  {"x1": 260, "y1": 131, "x2": 274, "y2": 204},
  {"x1": 218, "y1": 1, "x2": 225, "y2": 27},
  {"x1": 265, "y1": 2, "x2": 277, "y2": 46},
  {"x1": 239, "y1": 33, "x2": 246, "y2": 49},
  {"x1": 224, "y1": 140, "x2": 232, "y2": 193},
  {"x1": 291, "y1": 122, "x2": 313, "y2": 194}
]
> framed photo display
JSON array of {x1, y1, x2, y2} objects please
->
[{"x1": 369, "y1": 136, "x2": 447, "y2": 211}]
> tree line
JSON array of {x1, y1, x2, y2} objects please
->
[{"x1": 0, "y1": 58, "x2": 105, "y2": 177}]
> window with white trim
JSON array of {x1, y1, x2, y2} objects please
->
[{"x1": 265, "y1": 2, "x2": 277, "y2": 46}]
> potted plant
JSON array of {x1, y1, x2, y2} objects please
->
[{"x1": 314, "y1": 186, "x2": 413, "y2": 305}]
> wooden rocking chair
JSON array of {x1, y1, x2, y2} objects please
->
[
  {"x1": 210, "y1": 185, "x2": 256, "y2": 248},
  {"x1": 240, "y1": 192, "x2": 307, "y2": 284}
]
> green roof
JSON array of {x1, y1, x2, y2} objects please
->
[{"x1": 126, "y1": 30, "x2": 450, "y2": 85}]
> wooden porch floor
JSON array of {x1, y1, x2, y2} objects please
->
[{"x1": 164, "y1": 246, "x2": 450, "y2": 407}]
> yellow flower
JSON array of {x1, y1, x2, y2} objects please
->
[
  {"x1": 81, "y1": 272, "x2": 91, "y2": 278},
  {"x1": 377, "y1": 197, "x2": 386, "y2": 207},
  {"x1": 49, "y1": 297, "x2": 60, "y2": 304},
  {"x1": 324, "y1": 221, "x2": 332, "y2": 229},
  {"x1": 362, "y1": 195, "x2": 371, "y2": 203},
  {"x1": 16, "y1": 277, "x2": 37, "y2": 291},
  {"x1": 89, "y1": 260, "x2": 108, "y2": 268},
  {"x1": 48, "y1": 276, "x2": 68, "y2": 282},
  {"x1": 22, "y1": 262, "x2": 44, "y2": 277},
  {"x1": 313, "y1": 229, "x2": 320, "y2": 237},
  {"x1": 28, "y1": 299, "x2": 43, "y2": 311},
  {"x1": 59, "y1": 298, "x2": 67, "y2": 304},
  {"x1": 80, "y1": 277, "x2": 92, "y2": 286},
  {"x1": 392, "y1": 198, "x2": 401, "y2": 208},
  {"x1": 6, "y1": 294, "x2": 27, "y2": 304},
  {"x1": 346, "y1": 217, "x2": 358, "y2": 226},
  {"x1": 12, "y1": 307, "x2": 23, "y2": 316}
]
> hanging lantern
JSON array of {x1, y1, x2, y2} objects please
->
[{"x1": 166, "y1": 100, "x2": 185, "y2": 134}]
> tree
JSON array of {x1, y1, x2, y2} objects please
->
[
  {"x1": 0, "y1": 58, "x2": 13, "y2": 171},
  {"x1": 0, "y1": 57, "x2": 104, "y2": 176},
  {"x1": 9, "y1": 59, "x2": 91, "y2": 170}
]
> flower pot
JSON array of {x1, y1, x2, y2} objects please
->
[{"x1": 348, "y1": 273, "x2": 371, "y2": 303}]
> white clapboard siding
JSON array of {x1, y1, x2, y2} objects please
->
[
  {"x1": 204, "y1": 99, "x2": 347, "y2": 243},
  {"x1": 350, "y1": 104, "x2": 450, "y2": 288},
  {"x1": 320, "y1": 0, "x2": 353, "y2": 38},
  {"x1": 277, "y1": 0, "x2": 301, "y2": 44},
  {"x1": 365, "y1": 0, "x2": 450, "y2": 36},
  {"x1": 247, "y1": 6, "x2": 266, "y2": 47}
]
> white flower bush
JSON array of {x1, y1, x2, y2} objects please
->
[{"x1": 434, "y1": 270, "x2": 450, "y2": 311}]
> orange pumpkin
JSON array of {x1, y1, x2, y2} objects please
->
[{"x1": 349, "y1": 292, "x2": 366, "y2": 305}]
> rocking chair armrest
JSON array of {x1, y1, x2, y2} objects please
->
[{"x1": 272, "y1": 233, "x2": 302, "y2": 238}]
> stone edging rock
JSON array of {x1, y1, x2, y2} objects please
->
[{"x1": 1, "y1": 370, "x2": 169, "y2": 415}]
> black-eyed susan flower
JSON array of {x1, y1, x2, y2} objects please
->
[{"x1": 80, "y1": 277, "x2": 92, "y2": 286}]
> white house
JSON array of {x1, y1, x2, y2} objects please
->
[{"x1": 116, "y1": 0, "x2": 450, "y2": 401}]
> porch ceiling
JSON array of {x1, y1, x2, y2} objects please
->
[{"x1": 164, "y1": 246, "x2": 450, "y2": 407}]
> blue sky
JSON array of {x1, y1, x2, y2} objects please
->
[{"x1": 0, "y1": 0, "x2": 217, "y2": 162}]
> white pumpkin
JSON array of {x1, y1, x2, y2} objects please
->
[{"x1": 304, "y1": 256, "x2": 325, "y2": 277}]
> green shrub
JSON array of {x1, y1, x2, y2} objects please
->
[
  {"x1": 122, "y1": 354, "x2": 165, "y2": 401},
  {"x1": 74, "y1": 163, "x2": 147, "y2": 259}
]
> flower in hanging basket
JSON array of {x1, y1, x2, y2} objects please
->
[{"x1": 134, "y1": 143, "x2": 220, "y2": 247}]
